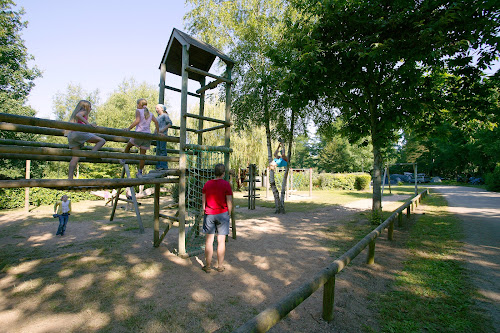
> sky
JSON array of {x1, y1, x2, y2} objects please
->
[{"x1": 18, "y1": 0, "x2": 195, "y2": 119}]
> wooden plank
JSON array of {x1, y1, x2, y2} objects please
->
[
  {"x1": 0, "y1": 153, "x2": 157, "y2": 165},
  {"x1": 164, "y1": 84, "x2": 201, "y2": 98},
  {"x1": 185, "y1": 66, "x2": 232, "y2": 84},
  {"x1": 184, "y1": 143, "x2": 233, "y2": 153},
  {"x1": 196, "y1": 78, "x2": 223, "y2": 94},
  {"x1": 196, "y1": 124, "x2": 227, "y2": 134},
  {"x1": 0, "y1": 113, "x2": 180, "y2": 143},
  {"x1": 0, "y1": 145, "x2": 179, "y2": 163},
  {"x1": 184, "y1": 112, "x2": 230, "y2": 126},
  {"x1": 0, "y1": 177, "x2": 179, "y2": 189}
]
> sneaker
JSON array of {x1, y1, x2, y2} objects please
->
[{"x1": 136, "y1": 170, "x2": 143, "y2": 178}]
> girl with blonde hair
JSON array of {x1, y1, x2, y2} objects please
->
[
  {"x1": 121, "y1": 98, "x2": 160, "y2": 178},
  {"x1": 66, "y1": 100, "x2": 106, "y2": 179}
]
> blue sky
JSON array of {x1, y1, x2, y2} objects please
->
[{"x1": 19, "y1": 0, "x2": 193, "y2": 119}]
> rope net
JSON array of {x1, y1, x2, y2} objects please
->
[{"x1": 184, "y1": 149, "x2": 225, "y2": 253}]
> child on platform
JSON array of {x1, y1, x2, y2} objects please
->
[
  {"x1": 121, "y1": 99, "x2": 160, "y2": 178},
  {"x1": 155, "y1": 104, "x2": 172, "y2": 170},
  {"x1": 66, "y1": 100, "x2": 106, "y2": 179},
  {"x1": 54, "y1": 195, "x2": 71, "y2": 236}
]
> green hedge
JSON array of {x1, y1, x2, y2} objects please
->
[
  {"x1": 486, "y1": 164, "x2": 500, "y2": 192},
  {"x1": 0, "y1": 187, "x2": 100, "y2": 210},
  {"x1": 273, "y1": 171, "x2": 371, "y2": 191}
]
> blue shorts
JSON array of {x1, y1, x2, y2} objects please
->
[
  {"x1": 203, "y1": 212, "x2": 230, "y2": 235},
  {"x1": 274, "y1": 158, "x2": 288, "y2": 167}
]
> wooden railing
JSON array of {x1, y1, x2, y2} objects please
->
[{"x1": 234, "y1": 189, "x2": 429, "y2": 333}]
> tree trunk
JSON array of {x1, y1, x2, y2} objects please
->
[
  {"x1": 263, "y1": 87, "x2": 284, "y2": 213},
  {"x1": 278, "y1": 109, "x2": 297, "y2": 211},
  {"x1": 370, "y1": 102, "x2": 382, "y2": 217}
]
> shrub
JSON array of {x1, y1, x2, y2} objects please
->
[
  {"x1": 485, "y1": 164, "x2": 500, "y2": 192},
  {"x1": 319, "y1": 173, "x2": 356, "y2": 190},
  {"x1": 0, "y1": 187, "x2": 99, "y2": 210},
  {"x1": 354, "y1": 173, "x2": 371, "y2": 190}
]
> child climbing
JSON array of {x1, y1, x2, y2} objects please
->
[
  {"x1": 269, "y1": 140, "x2": 288, "y2": 170},
  {"x1": 66, "y1": 100, "x2": 106, "y2": 179},
  {"x1": 155, "y1": 103, "x2": 172, "y2": 170},
  {"x1": 121, "y1": 99, "x2": 161, "y2": 178},
  {"x1": 54, "y1": 194, "x2": 71, "y2": 236}
]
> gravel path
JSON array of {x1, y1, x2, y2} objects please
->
[{"x1": 430, "y1": 185, "x2": 500, "y2": 331}]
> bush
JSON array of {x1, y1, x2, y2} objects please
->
[
  {"x1": 0, "y1": 187, "x2": 99, "y2": 210},
  {"x1": 319, "y1": 173, "x2": 356, "y2": 190},
  {"x1": 486, "y1": 164, "x2": 500, "y2": 192},
  {"x1": 354, "y1": 173, "x2": 371, "y2": 190}
]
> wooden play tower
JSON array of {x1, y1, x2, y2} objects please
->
[{"x1": 0, "y1": 28, "x2": 234, "y2": 258}]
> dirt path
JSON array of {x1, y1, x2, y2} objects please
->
[
  {"x1": 430, "y1": 185, "x2": 500, "y2": 332},
  {"x1": 0, "y1": 194, "x2": 414, "y2": 333}
]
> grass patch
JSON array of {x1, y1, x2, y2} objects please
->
[{"x1": 377, "y1": 193, "x2": 494, "y2": 332}]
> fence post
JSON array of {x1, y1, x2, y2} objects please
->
[
  {"x1": 388, "y1": 218, "x2": 394, "y2": 241},
  {"x1": 398, "y1": 211, "x2": 403, "y2": 227},
  {"x1": 407, "y1": 206, "x2": 411, "y2": 217},
  {"x1": 367, "y1": 240, "x2": 375, "y2": 264},
  {"x1": 322, "y1": 275, "x2": 336, "y2": 321}
]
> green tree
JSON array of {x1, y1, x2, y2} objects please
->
[
  {"x1": 0, "y1": 0, "x2": 43, "y2": 179},
  {"x1": 276, "y1": 0, "x2": 500, "y2": 215},
  {"x1": 0, "y1": 0, "x2": 41, "y2": 116},
  {"x1": 185, "y1": 0, "x2": 305, "y2": 213},
  {"x1": 52, "y1": 83, "x2": 100, "y2": 122}
]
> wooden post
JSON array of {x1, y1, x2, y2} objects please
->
[
  {"x1": 387, "y1": 164, "x2": 392, "y2": 194},
  {"x1": 154, "y1": 184, "x2": 160, "y2": 246},
  {"x1": 123, "y1": 165, "x2": 144, "y2": 234},
  {"x1": 406, "y1": 205, "x2": 411, "y2": 217},
  {"x1": 366, "y1": 240, "x2": 375, "y2": 264},
  {"x1": 309, "y1": 168, "x2": 313, "y2": 197},
  {"x1": 322, "y1": 275, "x2": 336, "y2": 321},
  {"x1": 398, "y1": 211, "x2": 403, "y2": 227},
  {"x1": 110, "y1": 167, "x2": 126, "y2": 221},
  {"x1": 266, "y1": 167, "x2": 270, "y2": 199},
  {"x1": 159, "y1": 63, "x2": 166, "y2": 104},
  {"x1": 388, "y1": 218, "x2": 394, "y2": 241},
  {"x1": 178, "y1": 44, "x2": 189, "y2": 257},
  {"x1": 414, "y1": 163, "x2": 418, "y2": 196},
  {"x1": 224, "y1": 64, "x2": 232, "y2": 180},
  {"x1": 24, "y1": 160, "x2": 30, "y2": 212}
]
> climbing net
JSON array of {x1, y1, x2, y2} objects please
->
[{"x1": 184, "y1": 149, "x2": 225, "y2": 252}]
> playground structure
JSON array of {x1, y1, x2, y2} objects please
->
[
  {"x1": 244, "y1": 164, "x2": 260, "y2": 209},
  {"x1": 0, "y1": 28, "x2": 235, "y2": 258},
  {"x1": 265, "y1": 167, "x2": 313, "y2": 199}
]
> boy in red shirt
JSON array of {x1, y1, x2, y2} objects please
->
[{"x1": 201, "y1": 163, "x2": 233, "y2": 273}]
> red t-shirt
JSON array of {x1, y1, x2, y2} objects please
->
[{"x1": 202, "y1": 178, "x2": 233, "y2": 215}]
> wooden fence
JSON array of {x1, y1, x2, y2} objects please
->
[{"x1": 234, "y1": 189, "x2": 429, "y2": 333}]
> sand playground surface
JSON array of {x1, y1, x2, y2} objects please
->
[{"x1": 0, "y1": 192, "x2": 416, "y2": 332}]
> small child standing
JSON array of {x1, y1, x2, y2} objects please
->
[
  {"x1": 155, "y1": 104, "x2": 172, "y2": 170},
  {"x1": 54, "y1": 195, "x2": 71, "y2": 236},
  {"x1": 121, "y1": 99, "x2": 160, "y2": 178}
]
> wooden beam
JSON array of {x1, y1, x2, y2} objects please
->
[
  {"x1": 185, "y1": 66, "x2": 233, "y2": 84},
  {"x1": 0, "y1": 113, "x2": 180, "y2": 143},
  {"x1": 0, "y1": 153, "x2": 157, "y2": 165},
  {"x1": 185, "y1": 143, "x2": 233, "y2": 153},
  {"x1": 0, "y1": 145, "x2": 180, "y2": 163},
  {"x1": 0, "y1": 138, "x2": 138, "y2": 153},
  {"x1": 184, "y1": 113, "x2": 231, "y2": 126},
  {"x1": 0, "y1": 177, "x2": 179, "y2": 189},
  {"x1": 196, "y1": 124, "x2": 227, "y2": 134},
  {"x1": 196, "y1": 78, "x2": 223, "y2": 94},
  {"x1": 164, "y1": 84, "x2": 201, "y2": 98}
]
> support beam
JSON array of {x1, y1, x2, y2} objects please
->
[
  {"x1": 0, "y1": 113, "x2": 180, "y2": 143},
  {"x1": 0, "y1": 145, "x2": 179, "y2": 163},
  {"x1": 185, "y1": 144, "x2": 233, "y2": 153},
  {"x1": 185, "y1": 66, "x2": 233, "y2": 84},
  {"x1": 196, "y1": 78, "x2": 223, "y2": 94},
  {"x1": 184, "y1": 113, "x2": 231, "y2": 126},
  {"x1": 0, "y1": 153, "x2": 157, "y2": 165},
  {"x1": 164, "y1": 84, "x2": 201, "y2": 98},
  {"x1": 0, "y1": 177, "x2": 179, "y2": 189},
  {"x1": 196, "y1": 124, "x2": 227, "y2": 134}
]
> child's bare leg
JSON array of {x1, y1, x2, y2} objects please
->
[
  {"x1": 88, "y1": 136, "x2": 106, "y2": 151},
  {"x1": 139, "y1": 148, "x2": 146, "y2": 172},
  {"x1": 68, "y1": 147, "x2": 80, "y2": 180}
]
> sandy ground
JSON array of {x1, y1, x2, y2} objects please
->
[{"x1": 0, "y1": 193, "x2": 416, "y2": 333}]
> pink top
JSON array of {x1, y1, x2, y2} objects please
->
[
  {"x1": 135, "y1": 108, "x2": 153, "y2": 133},
  {"x1": 77, "y1": 114, "x2": 87, "y2": 124}
]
